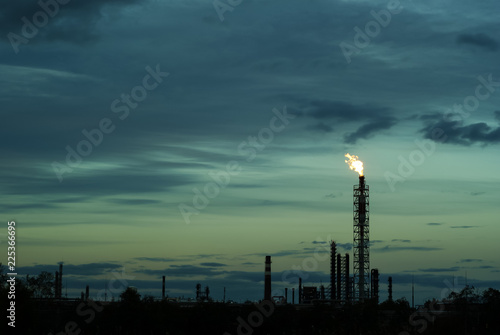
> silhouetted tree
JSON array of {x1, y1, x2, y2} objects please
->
[
  {"x1": 120, "y1": 287, "x2": 141, "y2": 304},
  {"x1": 482, "y1": 287, "x2": 500, "y2": 305},
  {"x1": 25, "y1": 271, "x2": 54, "y2": 298},
  {"x1": 447, "y1": 285, "x2": 481, "y2": 311}
]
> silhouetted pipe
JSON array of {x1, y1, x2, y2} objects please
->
[
  {"x1": 196, "y1": 283, "x2": 201, "y2": 300},
  {"x1": 298, "y1": 277, "x2": 302, "y2": 304},
  {"x1": 264, "y1": 256, "x2": 272, "y2": 301},
  {"x1": 162, "y1": 276, "x2": 165, "y2": 299},
  {"x1": 388, "y1": 276, "x2": 393, "y2": 302},
  {"x1": 59, "y1": 263, "x2": 63, "y2": 298}
]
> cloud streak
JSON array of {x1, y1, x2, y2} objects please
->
[{"x1": 457, "y1": 33, "x2": 498, "y2": 51}]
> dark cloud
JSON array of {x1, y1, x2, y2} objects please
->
[
  {"x1": 106, "y1": 198, "x2": 163, "y2": 205},
  {"x1": 245, "y1": 250, "x2": 299, "y2": 258},
  {"x1": 391, "y1": 239, "x2": 411, "y2": 243},
  {"x1": 375, "y1": 246, "x2": 443, "y2": 253},
  {"x1": 450, "y1": 225, "x2": 479, "y2": 229},
  {"x1": 470, "y1": 191, "x2": 485, "y2": 196},
  {"x1": 53, "y1": 196, "x2": 91, "y2": 203},
  {"x1": 200, "y1": 262, "x2": 227, "y2": 267},
  {"x1": 184, "y1": 254, "x2": 225, "y2": 260},
  {"x1": 1, "y1": 167, "x2": 195, "y2": 197},
  {"x1": 133, "y1": 257, "x2": 177, "y2": 263},
  {"x1": 273, "y1": 250, "x2": 304, "y2": 257},
  {"x1": 427, "y1": 222, "x2": 443, "y2": 226},
  {"x1": 223, "y1": 271, "x2": 265, "y2": 283},
  {"x1": 419, "y1": 267, "x2": 460, "y2": 272},
  {"x1": 459, "y1": 259, "x2": 482, "y2": 263},
  {"x1": 1, "y1": 0, "x2": 144, "y2": 45},
  {"x1": 420, "y1": 112, "x2": 500, "y2": 146},
  {"x1": 335, "y1": 242, "x2": 353, "y2": 251},
  {"x1": 0, "y1": 203, "x2": 58, "y2": 211},
  {"x1": 457, "y1": 33, "x2": 498, "y2": 51},
  {"x1": 143, "y1": 265, "x2": 223, "y2": 277},
  {"x1": 344, "y1": 116, "x2": 398, "y2": 144},
  {"x1": 302, "y1": 247, "x2": 328, "y2": 254},
  {"x1": 17, "y1": 262, "x2": 122, "y2": 277},
  {"x1": 324, "y1": 192, "x2": 342, "y2": 199},
  {"x1": 301, "y1": 100, "x2": 397, "y2": 142},
  {"x1": 246, "y1": 243, "x2": 333, "y2": 258}
]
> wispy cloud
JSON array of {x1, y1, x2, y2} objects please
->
[
  {"x1": 457, "y1": 33, "x2": 498, "y2": 52},
  {"x1": 459, "y1": 259, "x2": 483, "y2": 263},
  {"x1": 450, "y1": 225, "x2": 480, "y2": 229},
  {"x1": 134, "y1": 257, "x2": 177, "y2": 263},
  {"x1": 419, "y1": 267, "x2": 460, "y2": 273},
  {"x1": 200, "y1": 262, "x2": 227, "y2": 267},
  {"x1": 375, "y1": 246, "x2": 443, "y2": 253}
]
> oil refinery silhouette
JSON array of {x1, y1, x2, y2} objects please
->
[
  {"x1": 4, "y1": 154, "x2": 499, "y2": 335},
  {"x1": 52, "y1": 154, "x2": 384, "y2": 306}
]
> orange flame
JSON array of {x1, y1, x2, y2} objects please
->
[{"x1": 345, "y1": 153, "x2": 364, "y2": 176}]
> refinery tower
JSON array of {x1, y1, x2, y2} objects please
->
[{"x1": 346, "y1": 154, "x2": 370, "y2": 302}]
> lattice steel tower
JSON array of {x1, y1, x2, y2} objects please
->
[
  {"x1": 330, "y1": 241, "x2": 336, "y2": 300},
  {"x1": 353, "y1": 175, "x2": 370, "y2": 301}
]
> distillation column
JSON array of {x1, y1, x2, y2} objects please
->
[{"x1": 353, "y1": 175, "x2": 370, "y2": 301}]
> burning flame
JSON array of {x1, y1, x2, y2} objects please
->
[{"x1": 345, "y1": 153, "x2": 364, "y2": 176}]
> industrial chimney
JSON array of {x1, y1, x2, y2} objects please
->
[
  {"x1": 162, "y1": 276, "x2": 166, "y2": 300},
  {"x1": 298, "y1": 277, "x2": 302, "y2": 304},
  {"x1": 264, "y1": 256, "x2": 272, "y2": 301},
  {"x1": 388, "y1": 276, "x2": 393, "y2": 302},
  {"x1": 59, "y1": 262, "x2": 63, "y2": 298}
]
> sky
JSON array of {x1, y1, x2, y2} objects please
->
[{"x1": 1, "y1": 0, "x2": 500, "y2": 305}]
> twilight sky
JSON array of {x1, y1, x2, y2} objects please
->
[{"x1": 1, "y1": 0, "x2": 500, "y2": 304}]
